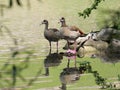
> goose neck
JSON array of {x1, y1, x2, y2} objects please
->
[
  {"x1": 61, "y1": 22, "x2": 67, "y2": 27},
  {"x1": 44, "y1": 23, "x2": 49, "y2": 30}
]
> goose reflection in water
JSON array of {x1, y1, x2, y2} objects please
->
[
  {"x1": 59, "y1": 67, "x2": 80, "y2": 90},
  {"x1": 44, "y1": 52, "x2": 64, "y2": 76}
]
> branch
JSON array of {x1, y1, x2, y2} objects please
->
[{"x1": 78, "y1": 0, "x2": 105, "y2": 18}]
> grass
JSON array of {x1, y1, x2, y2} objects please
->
[{"x1": 0, "y1": 0, "x2": 120, "y2": 90}]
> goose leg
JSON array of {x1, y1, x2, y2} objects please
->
[
  {"x1": 16, "y1": 0, "x2": 22, "y2": 6},
  {"x1": 74, "y1": 41, "x2": 77, "y2": 67},
  {"x1": 45, "y1": 67, "x2": 49, "y2": 76},
  {"x1": 74, "y1": 56, "x2": 77, "y2": 68},
  {"x1": 56, "y1": 41, "x2": 58, "y2": 53},
  {"x1": 67, "y1": 59, "x2": 70, "y2": 68},
  {"x1": 49, "y1": 41, "x2": 51, "y2": 53},
  {"x1": 67, "y1": 40, "x2": 70, "y2": 68},
  {"x1": 67, "y1": 40, "x2": 69, "y2": 49}
]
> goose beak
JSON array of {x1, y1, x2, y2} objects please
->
[
  {"x1": 40, "y1": 23, "x2": 43, "y2": 25},
  {"x1": 58, "y1": 19, "x2": 62, "y2": 23}
]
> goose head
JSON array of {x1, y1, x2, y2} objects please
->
[
  {"x1": 60, "y1": 17, "x2": 65, "y2": 23},
  {"x1": 59, "y1": 17, "x2": 67, "y2": 27},
  {"x1": 41, "y1": 20, "x2": 48, "y2": 25}
]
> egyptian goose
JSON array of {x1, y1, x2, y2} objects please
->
[
  {"x1": 59, "y1": 17, "x2": 84, "y2": 43},
  {"x1": 41, "y1": 20, "x2": 61, "y2": 53},
  {"x1": 59, "y1": 17, "x2": 85, "y2": 67}
]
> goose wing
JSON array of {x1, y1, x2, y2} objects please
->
[{"x1": 69, "y1": 26, "x2": 84, "y2": 35}]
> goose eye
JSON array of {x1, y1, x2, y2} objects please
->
[
  {"x1": 43, "y1": 20, "x2": 46, "y2": 22},
  {"x1": 61, "y1": 17, "x2": 65, "y2": 19}
]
